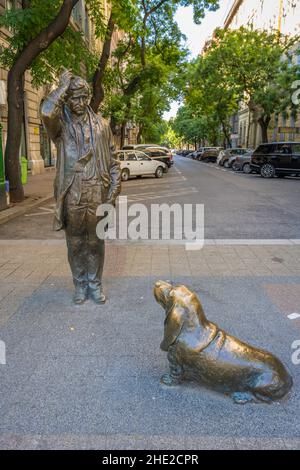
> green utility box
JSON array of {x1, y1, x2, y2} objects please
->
[
  {"x1": 0, "y1": 123, "x2": 7, "y2": 210},
  {"x1": 20, "y1": 156, "x2": 28, "y2": 185}
]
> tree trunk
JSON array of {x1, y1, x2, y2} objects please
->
[
  {"x1": 221, "y1": 121, "x2": 231, "y2": 148},
  {"x1": 5, "y1": 72, "x2": 24, "y2": 202},
  {"x1": 120, "y1": 100, "x2": 132, "y2": 148},
  {"x1": 90, "y1": 12, "x2": 115, "y2": 113},
  {"x1": 5, "y1": 0, "x2": 79, "y2": 202},
  {"x1": 137, "y1": 126, "x2": 143, "y2": 144},
  {"x1": 141, "y1": 26, "x2": 146, "y2": 68},
  {"x1": 110, "y1": 115, "x2": 118, "y2": 136},
  {"x1": 120, "y1": 121, "x2": 127, "y2": 149},
  {"x1": 258, "y1": 116, "x2": 271, "y2": 143}
]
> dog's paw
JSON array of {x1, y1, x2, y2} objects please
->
[
  {"x1": 231, "y1": 392, "x2": 256, "y2": 404},
  {"x1": 160, "y1": 374, "x2": 179, "y2": 386}
]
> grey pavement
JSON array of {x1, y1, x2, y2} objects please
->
[
  {"x1": 0, "y1": 156, "x2": 300, "y2": 450},
  {"x1": 0, "y1": 169, "x2": 55, "y2": 226}
]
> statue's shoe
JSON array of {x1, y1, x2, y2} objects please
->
[
  {"x1": 90, "y1": 288, "x2": 106, "y2": 304},
  {"x1": 73, "y1": 287, "x2": 88, "y2": 305}
]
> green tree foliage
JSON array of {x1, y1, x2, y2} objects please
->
[
  {"x1": 172, "y1": 103, "x2": 221, "y2": 147},
  {"x1": 204, "y1": 27, "x2": 300, "y2": 143},
  {"x1": 173, "y1": 27, "x2": 300, "y2": 147},
  {"x1": 0, "y1": 0, "x2": 108, "y2": 85}
]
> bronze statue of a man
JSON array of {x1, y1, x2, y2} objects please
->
[{"x1": 41, "y1": 71, "x2": 121, "y2": 305}]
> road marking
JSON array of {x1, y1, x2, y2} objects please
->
[
  {"x1": 127, "y1": 188, "x2": 198, "y2": 202},
  {"x1": 288, "y1": 313, "x2": 300, "y2": 320},
  {"x1": 25, "y1": 205, "x2": 55, "y2": 217},
  {"x1": 124, "y1": 175, "x2": 185, "y2": 188}
]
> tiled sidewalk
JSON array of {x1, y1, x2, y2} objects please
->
[
  {"x1": 0, "y1": 170, "x2": 55, "y2": 225},
  {"x1": 1, "y1": 241, "x2": 300, "y2": 326},
  {"x1": 0, "y1": 240, "x2": 300, "y2": 450}
]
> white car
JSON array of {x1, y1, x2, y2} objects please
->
[{"x1": 117, "y1": 150, "x2": 167, "y2": 181}]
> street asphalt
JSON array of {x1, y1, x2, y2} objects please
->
[
  {"x1": 0, "y1": 155, "x2": 300, "y2": 449},
  {"x1": 0, "y1": 155, "x2": 300, "y2": 240}
]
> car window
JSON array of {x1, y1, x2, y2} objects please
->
[
  {"x1": 136, "y1": 152, "x2": 151, "y2": 161},
  {"x1": 126, "y1": 152, "x2": 137, "y2": 161},
  {"x1": 276, "y1": 144, "x2": 292, "y2": 154},
  {"x1": 292, "y1": 144, "x2": 300, "y2": 154},
  {"x1": 255, "y1": 145, "x2": 273, "y2": 154},
  {"x1": 118, "y1": 152, "x2": 125, "y2": 161}
]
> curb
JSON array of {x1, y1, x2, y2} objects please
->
[{"x1": 0, "y1": 193, "x2": 53, "y2": 225}]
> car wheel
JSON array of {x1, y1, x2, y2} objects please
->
[
  {"x1": 243, "y1": 163, "x2": 252, "y2": 174},
  {"x1": 224, "y1": 160, "x2": 230, "y2": 168},
  {"x1": 261, "y1": 163, "x2": 275, "y2": 179},
  {"x1": 155, "y1": 166, "x2": 164, "y2": 178},
  {"x1": 121, "y1": 168, "x2": 130, "y2": 181}
]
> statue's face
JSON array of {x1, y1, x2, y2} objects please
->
[{"x1": 67, "y1": 89, "x2": 89, "y2": 116}]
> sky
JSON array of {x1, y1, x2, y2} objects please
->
[{"x1": 163, "y1": 0, "x2": 235, "y2": 120}]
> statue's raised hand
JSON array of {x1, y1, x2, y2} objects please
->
[{"x1": 59, "y1": 69, "x2": 73, "y2": 94}]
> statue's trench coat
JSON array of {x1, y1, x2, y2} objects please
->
[{"x1": 41, "y1": 96, "x2": 121, "y2": 231}]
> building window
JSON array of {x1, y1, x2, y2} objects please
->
[
  {"x1": 6, "y1": 0, "x2": 16, "y2": 10},
  {"x1": 5, "y1": 0, "x2": 17, "y2": 32},
  {"x1": 282, "y1": 114, "x2": 287, "y2": 127},
  {"x1": 72, "y1": 1, "x2": 83, "y2": 27}
]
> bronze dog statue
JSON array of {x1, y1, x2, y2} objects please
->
[{"x1": 154, "y1": 281, "x2": 293, "y2": 404}]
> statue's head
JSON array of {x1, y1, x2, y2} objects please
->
[{"x1": 66, "y1": 76, "x2": 90, "y2": 117}]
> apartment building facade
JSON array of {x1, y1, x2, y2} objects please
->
[
  {"x1": 224, "y1": 0, "x2": 300, "y2": 148},
  {"x1": 0, "y1": 0, "x2": 118, "y2": 179}
]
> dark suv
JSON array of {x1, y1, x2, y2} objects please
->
[{"x1": 251, "y1": 142, "x2": 300, "y2": 178}]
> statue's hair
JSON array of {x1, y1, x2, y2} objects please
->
[{"x1": 67, "y1": 76, "x2": 90, "y2": 97}]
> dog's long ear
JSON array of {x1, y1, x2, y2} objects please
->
[
  {"x1": 191, "y1": 293, "x2": 208, "y2": 325},
  {"x1": 160, "y1": 305, "x2": 185, "y2": 352}
]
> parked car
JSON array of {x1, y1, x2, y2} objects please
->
[
  {"x1": 123, "y1": 144, "x2": 165, "y2": 150},
  {"x1": 142, "y1": 147, "x2": 173, "y2": 169},
  {"x1": 196, "y1": 147, "x2": 213, "y2": 161},
  {"x1": 218, "y1": 148, "x2": 253, "y2": 167},
  {"x1": 227, "y1": 150, "x2": 253, "y2": 169},
  {"x1": 251, "y1": 142, "x2": 300, "y2": 178},
  {"x1": 191, "y1": 149, "x2": 204, "y2": 160},
  {"x1": 123, "y1": 145, "x2": 173, "y2": 168},
  {"x1": 199, "y1": 147, "x2": 224, "y2": 163},
  {"x1": 232, "y1": 153, "x2": 254, "y2": 173},
  {"x1": 117, "y1": 150, "x2": 167, "y2": 181},
  {"x1": 189, "y1": 150, "x2": 199, "y2": 159}
]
